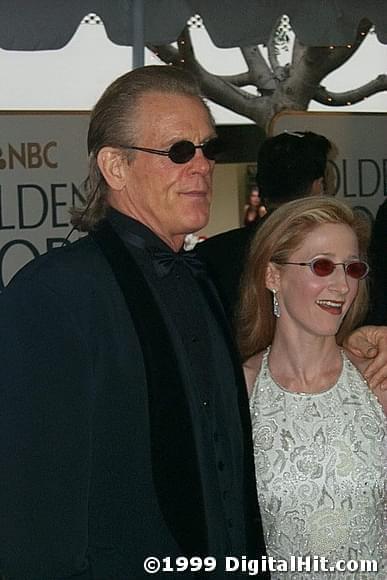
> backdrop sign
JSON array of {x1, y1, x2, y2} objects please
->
[
  {"x1": 270, "y1": 112, "x2": 386, "y2": 220},
  {"x1": 0, "y1": 111, "x2": 89, "y2": 289}
]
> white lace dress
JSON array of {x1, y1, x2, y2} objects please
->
[{"x1": 249, "y1": 348, "x2": 385, "y2": 579}]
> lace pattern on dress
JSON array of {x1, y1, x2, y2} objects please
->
[{"x1": 249, "y1": 348, "x2": 385, "y2": 579}]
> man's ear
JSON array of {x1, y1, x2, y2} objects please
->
[
  {"x1": 97, "y1": 147, "x2": 126, "y2": 191},
  {"x1": 265, "y1": 262, "x2": 281, "y2": 291}
]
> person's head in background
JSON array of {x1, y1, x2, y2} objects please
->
[
  {"x1": 256, "y1": 131, "x2": 333, "y2": 211},
  {"x1": 248, "y1": 186, "x2": 260, "y2": 207},
  {"x1": 237, "y1": 197, "x2": 369, "y2": 361}
]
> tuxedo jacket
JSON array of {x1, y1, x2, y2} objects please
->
[
  {"x1": 196, "y1": 223, "x2": 259, "y2": 321},
  {"x1": 0, "y1": 223, "x2": 267, "y2": 579}
]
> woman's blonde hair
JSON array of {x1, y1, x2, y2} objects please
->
[{"x1": 237, "y1": 197, "x2": 369, "y2": 361}]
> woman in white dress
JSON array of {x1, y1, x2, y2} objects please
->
[{"x1": 237, "y1": 197, "x2": 385, "y2": 579}]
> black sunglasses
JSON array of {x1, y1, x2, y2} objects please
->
[
  {"x1": 122, "y1": 138, "x2": 221, "y2": 164},
  {"x1": 280, "y1": 258, "x2": 369, "y2": 280}
]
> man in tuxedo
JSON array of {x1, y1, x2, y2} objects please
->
[
  {"x1": 1, "y1": 68, "x2": 386, "y2": 580},
  {"x1": 197, "y1": 131, "x2": 332, "y2": 318},
  {"x1": 0, "y1": 66, "x2": 267, "y2": 579}
]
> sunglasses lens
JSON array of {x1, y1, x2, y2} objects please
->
[
  {"x1": 203, "y1": 138, "x2": 222, "y2": 160},
  {"x1": 169, "y1": 141, "x2": 196, "y2": 164},
  {"x1": 168, "y1": 139, "x2": 222, "y2": 163},
  {"x1": 346, "y1": 261, "x2": 369, "y2": 279},
  {"x1": 312, "y1": 259, "x2": 335, "y2": 276}
]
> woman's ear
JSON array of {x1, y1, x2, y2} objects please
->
[
  {"x1": 97, "y1": 147, "x2": 126, "y2": 191},
  {"x1": 265, "y1": 262, "x2": 281, "y2": 291},
  {"x1": 310, "y1": 176, "x2": 325, "y2": 196}
]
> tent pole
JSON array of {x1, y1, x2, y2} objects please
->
[{"x1": 132, "y1": 0, "x2": 145, "y2": 68}]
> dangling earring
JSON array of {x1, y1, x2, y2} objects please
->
[{"x1": 271, "y1": 289, "x2": 280, "y2": 318}]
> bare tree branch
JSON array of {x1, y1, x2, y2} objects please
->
[
  {"x1": 301, "y1": 19, "x2": 372, "y2": 80},
  {"x1": 284, "y1": 21, "x2": 371, "y2": 105},
  {"x1": 216, "y1": 72, "x2": 252, "y2": 86},
  {"x1": 291, "y1": 38, "x2": 306, "y2": 66},
  {"x1": 240, "y1": 46, "x2": 276, "y2": 92},
  {"x1": 149, "y1": 28, "x2": 270, "y2": 125},
  {"x1": 147, "y1": 42, "x2": 180, "y2": 67},
  {"x1": 315, "y1": 74, "x2": 387, "y2": 106},
  {"x1": 147, "y1": 18, "x2": 386, "y2": 132},
  {"x1": 177, "y1": 27, "x2": 196, "y2": 66},
  {"x1": 267, "y1": 30, "x2": 280, "y2": 72},
  {"x1": 267, "y1": 22, "x2": 287, "y2": 81},
  {"x1": 192, "y1": 71, "x2": 270, "y2": 125}
]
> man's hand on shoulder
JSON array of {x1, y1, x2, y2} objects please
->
[{"x1": 344, "y1": 325, "x2": 387, "y2": 391}]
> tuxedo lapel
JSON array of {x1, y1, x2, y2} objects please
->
[{"x1": 91, "y1": 222, "x2": 208, "y2": 556}]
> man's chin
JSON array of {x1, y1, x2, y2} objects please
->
[{"x1": 187, "y1": 218, "x2": 209, "y2": 236}]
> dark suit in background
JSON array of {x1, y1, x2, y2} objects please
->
[
  {"x1": 197, "y1": 224, "x2": 258, "y2": 320},
  {"x1": 198, "y1": 131, "x2": 332, "y2": 322},
  {"x1": 366, "y1": 199, "x2": 387, "y2": 325}
]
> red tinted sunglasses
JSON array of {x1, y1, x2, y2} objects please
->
[{"x1": 281, "y1": 258, "x2": 369, "y2": 279}]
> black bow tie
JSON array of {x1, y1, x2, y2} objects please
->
[{"x1": 148, "y1": 247, "x2": 205, "y2": 278}]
